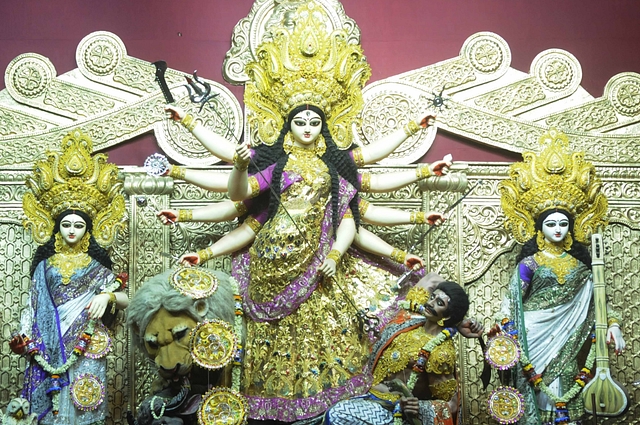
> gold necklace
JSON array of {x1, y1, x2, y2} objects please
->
[
  {"x1": 51, "y1": 233, "x2": 91, "y2": 284},
  {"x1": 533, "y1": 249, "x2": 577, "y2": 285}
]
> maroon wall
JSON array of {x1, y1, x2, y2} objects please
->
[{"x1": 2, "y1": 0, "x2": 640, "y2": 165}]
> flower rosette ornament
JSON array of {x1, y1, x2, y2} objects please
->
[
  {"x1": 70, "y1": 373, "x2": 105, "y2": 411},
  {"x1": 171, "y1": 267, "x2": 219, "y2": 300},
  {"x1": 190, "y1": 320, "x2": 237, "y2": 370},
  {"x1": 198, "y1": 387, "x2": 248, "y2": 425},
  {"x1": 487, "y1": 386, "x2": 525, "y2": 424},
  {"x1": 485, "y1": 333, "x2": 521, "y2": 370}
]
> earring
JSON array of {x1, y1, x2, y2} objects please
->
[
  {"x1": 562, "y1": 232, "x2": 573, "y2": 251},
  {"x1": 536, "y1": 230, "x2": 545, "y2": 251},
  {"x1": 314, "y1": 134, "x2": 326, "y2": 157},
  {"x1": 437, "y1": 318, "x2": 445, "y2": 327},
  {"x1": 284, "y1": 132, "x2": 293, "y2": 154}
]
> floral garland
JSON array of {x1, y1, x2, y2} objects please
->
[
  {"x1": 392, "y1": 327, "x2": 457, "y2": 425},
  {"x1": 23, "y1": 320, "x2": 96, "y2": 415},
  {"x1": 513, "y1": 321, "x2": 596, "y2": 424}
]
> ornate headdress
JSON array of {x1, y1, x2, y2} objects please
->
[
  {"x1": 22, "y1": 129, "x2": 125, "y2": 247},
  {"x1": 244, "y1": 0, "x2": 371, "y2": 148},
  {"x1": 500, "y1": 129, "x2": 608, "y2": 244}
]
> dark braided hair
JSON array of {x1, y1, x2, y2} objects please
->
[
  {"x1": 247, "y1": 104, "x2": 361, "y2": 236},
  {"x1": 516, "y1": 208, "x2": 592, "y2": 268},
  {"x1": 30, "y1": 210, "x2": 113, "y2": 277}
]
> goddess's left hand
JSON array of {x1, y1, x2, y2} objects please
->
[
  {"x1": 86, "y1": 293, "x2": 110, "y2": 319},
  {"x1": 404, "y1": 254, "x2": 424, "y2": 270},
  {"x1": 606, "y1": 326, "x2": 625, "y2": 355},
  {"x1": 319, "y1": 258, "x2": 337, "y2": 277},
  {"x1": 429, "y1": 157, "x2": 452, "y2": 176},
  {"x1": 425, "y1": 211, "x2": 445, "y2": 226},
  {"x1": 418, "y1": 114, "x2": 436, "y2": 128}
]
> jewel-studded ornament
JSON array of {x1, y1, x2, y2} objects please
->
[
  {"x1": 485, "y1": 333, "x2": 521, "y2": 370},
  {"x1": 190, "y1": 320, "x2": 237, "y2": 370},
  {"x1": 198, "y1": 387, "x2": 247, "y2": 425},
  {"x1": 70, "y1": 373, "x2": 105, "y2": 411},
  {"x1": 144, "y1": 153, "x2": 170, "y2": 177},
  {"x1": 170, "y1": 267, "x2": 219, "y2": 299},
  {"x1": 85, "y1": 322, "x2": 113, "y2": 359},
  {"x1": 487, "y1": 386, "x2": 525, "y2": 424}
]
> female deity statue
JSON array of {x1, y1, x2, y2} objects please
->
[
  {"x1": 496, "y1": 130, "x2": 625, "y2": 424},
  {"x1": 324, "y1": 274, "x2": 481, "y2": 425},
  {"x1": 10, "y1": 130, "x2": 128, "y2": 424},
  {"x1": 152, "y1": 2, "x2": 463, "y2": 422}
]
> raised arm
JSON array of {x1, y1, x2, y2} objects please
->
[
  {"x1": 359, "y1": 157, "x2": 451, "y2": 193},
  {"x1": 356, "y1": 115, "x2": 436, "y2": 165},
  {"x1": 353, "y1": 227, "x2": 424, "y2": 269},
  {"x1": 157, "y1": 200, "x2": 245, "y2": 225},
  {"x1": 179, "y1": 222, "x2": 256, "y2": 266},
  {"x1": 227, "y1": 143, "x2": 254, "y2": 201},
  {"x1": 164, "y1": 165, "x2": 229, "y2": 192},
  {"x1": 166, "y1": 105, "x2": 237, "y2": 163},
  {"x1": 360, "y1": 200, "x2": 444, "y2": 227}
]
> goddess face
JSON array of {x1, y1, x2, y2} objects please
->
[
  {"x1": 290, "y1": 110, "x2": 322, "y2": 148},
  {"x1": 541, "y1": 212, "x2": 570, "y2": 244},
  {"x1": 424, "y1": 289, "x2": 450, "y2": 324},
  {"x1": 59, "y1": 213, "x2": 87, "y2": 247}
]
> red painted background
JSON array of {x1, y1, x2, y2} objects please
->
[{"x1": 2, "y1": 0, "x2": 640, "y2": 165}]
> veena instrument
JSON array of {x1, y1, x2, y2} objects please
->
[{"x1": 582, "y1": 233, "x2": 628, "y2": 416}]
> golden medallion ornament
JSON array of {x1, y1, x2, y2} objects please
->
[
  {"x1": 70, "y1": 373, "x2": 105, "y2": 411},
  {"x1": 198, "y1": 387, "x2": 248, "y2": 425},
  {"x1": 485, "y1": 334, "x2": 521, "y2": 370},
  {"x1": 190, "y1": 320, "x2": 237, "y2": 370},
  {"x1": 85, "y1": 322, "x2": 113, "y2": 359},
  {"x1": 487, "y1": 386, "x2": 525, "y2": 424},
  {"x1": 170, "y1": 267, "x2": 219, "y2": 299}
]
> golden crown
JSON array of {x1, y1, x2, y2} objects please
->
[
  {"x1": 244, "y1": 0, "x2": 371, "y2": 148},
  {"x1": 22, "y1": 129, "x2": 125, "y2": 246},
  {"x1": 499, "y1": 129, "x2": 608, "y2": 244}
]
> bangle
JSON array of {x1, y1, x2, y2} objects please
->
[
  {"x1": 607, "y1": 318, "x2": 621, "y2": 328},
  {"x1": 181, "y1": 113, "x2": 197, "y2": 132},
  {"x1": 168, "y1": 166, "x2": 186, "y2": 180},
  {"x1": 197, "y1": 247, "x2": 215, "y2": 263},
  {"x1": 178, "y1": 209, "x2": 193, "y2": 222},
  {"x1": 352, "y1": 147, "x2": 365, "y2": 167},
  {"x1": 234, "y1": 201, "x2": 248, "y2": 215},
  {"x1": 390, "y1": 248, "x2": 407, "y2": 264},
  {"x1": 360, "y1": 172, "x2": 371, "y2": 192},
  {"x1": 403, "y1": 120, "x2": 421, "y2": 137},
  {"x1": 326, "y1": 249, "x2": 342, "y2": 264},
  {"x1": 359, "y1": 198, "x2": 370, "y2": 216},
  {"x1": 416, "y1": 164, "x2": 432, "y2": 179},
  {"x1": 343, "y1": 208, "x2": 353, "y2": 219},
  {"x1": 101, "y1": 292, "x2": 117, "y2": 314},
  {"x1": 410, "y1": 211, "x2": 426, "y2": 224},
  {"x1": 233, "y1": 152, "x2": 250, "y2": 171}
]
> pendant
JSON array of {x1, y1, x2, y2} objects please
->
[
  {"x1": 190, "y1": 320, "x2": 237, "y2": 370},
  {"x1": 198, "y1": 387, "x2": 247, "y2": 425},
  {"x1": 487, "y1": 386, "x2": 525, "y2": 424},
  {"x1": 85, "y1": 322, "x2": 113, "y2": 359},
  {"x1": 171, "y1": 267, "x2": 219, "y2": 299},
  {"x1": 70, "y1": 373, "x2": 105, "y2": 411}
]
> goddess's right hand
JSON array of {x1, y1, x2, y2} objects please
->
[
  {"x1": 157, "y1": 209, "x2": 178, "y2": 225},
  {"x1": 165, "y1": 105, "x2": 186, "y2": 121},
  {"x1": 179, "y1": 253, "x2": 200, "y2": 267}
]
